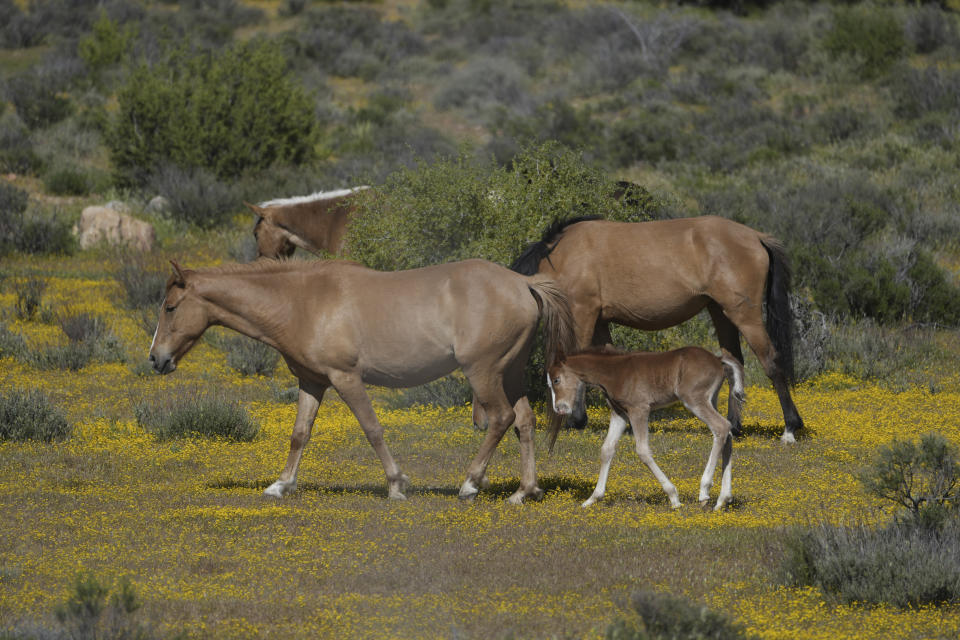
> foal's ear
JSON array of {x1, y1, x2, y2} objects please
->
[{"x1": 170, "y1": 260, "x2": 187, "y2": 287}]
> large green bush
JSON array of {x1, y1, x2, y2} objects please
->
[
  {"x1": 823, "y1": 5, "x2": 906, "y2": 79},
  {"x1": 110, "y1": 38, "x2": 318, "y2": 188},
  {"x1": 348, "y1": 142, "x2": 657, "y2": 271},
  {"x1": 0, "y1": 387, "x2": 71, "y2": 442}
]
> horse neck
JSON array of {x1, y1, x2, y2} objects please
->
[
  {"x1": 566, "y1": 354, "x2": 622, "y2": 390},
  {"x1": 276, "y1": 200, "x2": 351, "y2": 253},
  {"x1": 194, "y1": 271, "x2": 293, "y2": 346}
]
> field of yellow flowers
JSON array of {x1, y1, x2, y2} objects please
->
[{"x1": 2, "y1": 249, "x2": 960, "y2": 639}]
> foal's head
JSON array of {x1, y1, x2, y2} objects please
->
[
  {"x1": 148, "y1": 261, "x2": 211, "y2": 375},
  {"x1": 546, "y1": 359, "x2": 583, "y2": 416}
]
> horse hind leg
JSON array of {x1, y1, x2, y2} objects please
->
[
  {"x1": 509, "y1": 396, "x2": 543, "y2": 504},
  {"x1": 736, "y1": 320, "x2": 803, "y2": 443},
  {"x1": 459, "y1": 372, "x2": 517, "y2": 502},
  {"x1": 682, "y1": 395, "x2": 733, "y2": 511}
]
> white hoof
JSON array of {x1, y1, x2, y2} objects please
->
[
  {"x1": 781, "y1": 431, "x2": 796, "y2": 444},
  {"x1": 714, "y1": 495, "x2": 732, "y2": 511},
  {"x1": 581, "y1": 496, "x2": 598, "y2": 508},
  {"x1": 264, "y1": 480, "x2": 294, "y2": 498},
  {"x1": 458, "y1": 478, "x2": 479, "y2": 501}
]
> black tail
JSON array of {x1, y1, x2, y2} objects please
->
[
  {"x1": 510, "y1": 215, "x2": 602, "y2": 275},
  {"x1": 762, "y1": 236, "x2": 796, "y2": 385}
]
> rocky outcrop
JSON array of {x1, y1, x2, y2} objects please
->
[{"x1": 73, "y1": 205, "x2": 155, "y2": 252}]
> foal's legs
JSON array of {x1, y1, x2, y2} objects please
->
[
  {"x1": 331, "y1": 372, "x2": 409, "y2": 500},
  {"x1": 708, "y1": 304, "x2": 744, "y2": 436},
  {"x1": 265, "y1": 380, "x2": 327, "y2": 497},
  {"x1": 582, "y1": 411, "x2": 630, "y2": 507},
  {"x1": 682, "y1": 395, "x2": 733, "y2": 511},
  {"x1": 628, "y1": 408, "x2": 682, "y2": 509}
]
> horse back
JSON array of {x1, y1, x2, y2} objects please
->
[{"x1": 543, "y1": 217, "x2": 772, "y2": 328}]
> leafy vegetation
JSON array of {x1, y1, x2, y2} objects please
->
[
  {"x1": 0, "y1": 387, "x2": 71, "y2": 442},
  {"x1": 607, "y1": 590, "x2": 753, "y2": 640},
  {"x1": 134, "y1": 388, "x2": 259, "y2": 441}
]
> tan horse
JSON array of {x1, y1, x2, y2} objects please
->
[
  {"x1": 547, "y1": 346, "x2": 744, "y2": 510},
  {"x1": 148, "y1": 258, "x2": 575, "y2": 503},
  {"x1": 512, "y1": 215, "x2": 803, "y2": 443},
  {"x1": 244, "y1": 187, "x2": 368, "y2": 259}
]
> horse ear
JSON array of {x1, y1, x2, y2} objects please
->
[
  {"x1": 170, "y1": 260, "x2": 187, "y2": 287},
  {"x1": 244, "y1": 202, "x2": 268, "y2": 218}
]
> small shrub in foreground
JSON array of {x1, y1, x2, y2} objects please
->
[
  {"x1": 208, "y1": 332, "x2": 279, "y2": 377},
  {"x1": 779, "y1": 518, "x2": 960, "y2": 608},
  {"x1": 134, "y1": 389, "x2": 259, "y2": 441},
  {"x1": 0, "y1": 388, "x2": 71, "y2": 442},
  {"x1": 382, "y1": 373, "x2": 473, "y2": 410},
  {"x1": 606, "y1": 590, "x2": 752, "y2": 640},
  {"x1": 13, "y1": 277, "x2": 47, "y2": 320},
  {"x1": 55, "y1": 572, "x2": 147, "y2": 640},
  {"x1": 860, "y1": 433, "x2": 959, "y2": 530}
]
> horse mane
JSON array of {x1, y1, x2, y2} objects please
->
[
  {"x1": 258, "y1": 186, "x2": 369, "y2": 208},
  {"x1": 509, "y1": 215, "x2": 602, "y2": 275}
]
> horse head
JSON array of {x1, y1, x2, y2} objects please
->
[
  {"x1": 245, "y1": 203, "x2": 297, "y2": 260},
  {"x1": 148, "y1": 260, "x2": 211, "y2": 374},
  {"x1": 546, "y1": 358, "x2": 581, "y2": 417}
]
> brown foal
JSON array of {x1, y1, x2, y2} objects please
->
[
  {"x1": 547, "y1": 346, "x2": 744, "y2": 510},
  {"x1": 149, "y1": 258, "x2": 574, "y2": 503}
]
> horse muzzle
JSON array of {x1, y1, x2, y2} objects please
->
[
  {"x1": 149, "y1": 353, "x2": 176, "y2": 375},
  {"x1": 553, "y1": 401, "x2": 572, "y2": 416}
]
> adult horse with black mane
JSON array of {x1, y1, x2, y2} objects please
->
[
  {"x1": 148, "y1": 258, "x2": 575, "y2": 503},
  {"x1": 511, "y1": 215, "x2": 803, "y2": 443},
  {"x1": 244, "y1": 187, "x2": 368, "y2": 260}
]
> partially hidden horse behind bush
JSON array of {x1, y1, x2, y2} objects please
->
[
  {"x1": 510, "y1": 215, "x2": 803, "y2": 443},
  {"x1": 547, "y1": 346, "x2": 745, "y2": 510},
  {"x1": 244, "y1": 187, "x2": 368, "y2": 259},
  {"x1": 148, "y1": 258, "x2": 575, "y2": 503}
]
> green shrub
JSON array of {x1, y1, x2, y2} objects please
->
[
  {"x1": 606, "y1": 590, "x2": 752, "y2": 640},
  {"x1": 43, "y1": 165, "x2": 91, "y2": 196},
  {"x1": 348, "y1": 142, "x2": 656, "y2": 271},
  {"x1": 111, "y1": 38, "x2": 318, "y2": 189},
  {"x1": 383, "y1": 373, "x2": 473, "y2": 410},
  {"x1": 0, "y1": 323, "x2": 26, "y2": 359},
  {"x1": 0, "y1": 181, "x2": 29, "y2": 253},
  {"x1": 208, "y1": 332, "x2": 280, "y2": 377},
  {"x1": 823, "y1": 5, "x2": 905, "y2": 79},
  {"x1": 0, "y1": 387, "x2": 71, "y2": 442},
  {"x1": 779, "y1": 518, "x2": 960, "y2": 608},
  {"x1": 146, "y1": 164, "x2": 236, "y2": 229},
  {"x1": 115, "y1": 253, "x2": 167, "y2": 310},
  {"x1": 13, "y1": 277, "x2": 47, "y2": 320},
  {"x1": 7, "y1": 71, "x2": 74, "y2": 130},
  {"x1": 78, "y1": 10, "x2": 135, "y2": 79},
  {"x1": 0, "y1": 114, "x2": 42, "y2": 175},
  {"x1": 134, "y1": 389, "x2": 259, "y2": 441},
  {"x1": 860, "y1": 433, "x2": 959, "y2": 530},
  {"x1": 55, "y1": 572, "x2": 147, "y2": 640}
]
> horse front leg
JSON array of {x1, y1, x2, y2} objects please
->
[
  {"x1": 332, "y1": 372, "x2": 408, "y2": 500},
  {"x1": 582, "y1": 411, "x2": 630, "y2": 507},
  {"x1": 265, "y1": 380, "x2": 326, "y2": 498}
]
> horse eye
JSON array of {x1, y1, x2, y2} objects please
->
[{"x1": 165, "y1": 305, "x2": 176, "y2": 313}]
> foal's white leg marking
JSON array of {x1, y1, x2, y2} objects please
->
[
  {"x1": 630, "y1": 409, "x2": 681, "y2": 508},
  {"x1": 264, "y1": 478, "x2": 297, "y2": 498},
  {"x1": 582, "y1": 413, "x2": 630, "y2": 507},
  {"x1": 780, "y1": 431, "x2": 796, "y2": 444},
  {"x1": 715, "y1": 433, "x2": 733, "y2": 511}
]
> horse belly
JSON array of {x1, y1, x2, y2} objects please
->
[{"x1": 602, "y1": 290, "x2": 710, "y2": 331}]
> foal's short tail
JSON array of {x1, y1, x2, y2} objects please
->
[
  {"x1": 719, "y1": 348, "x2": 745, "y2": 432},
  {"x1": 526, "y1": 275, "x2": 577, "y2": 453}
]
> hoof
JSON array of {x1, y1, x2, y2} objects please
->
[
  {"x1": 458, "y1": 478, "x2": 479, "y2": 501},
  {"x1": 781, "y1": 431, "x2": 797, "y2": 444},
  {"x1": 581, "y1": 497, "x2": 598, "y2": 508},
  {"x1": 388, "y1": 491, "x2": 407, "y2": 501},
  {"x1": 264, "y1": 480, "x2": 295, "y2": 498},
  {"x1": 714, "y1": 496, "x2": 732, "y2": 511},
  {"x1": 388, "y1": 474, "x2": 410, "y2": 500}
]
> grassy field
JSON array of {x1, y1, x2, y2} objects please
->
[{"x1": 2, "y1": 251, "x2": 960, "y2": 639}]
